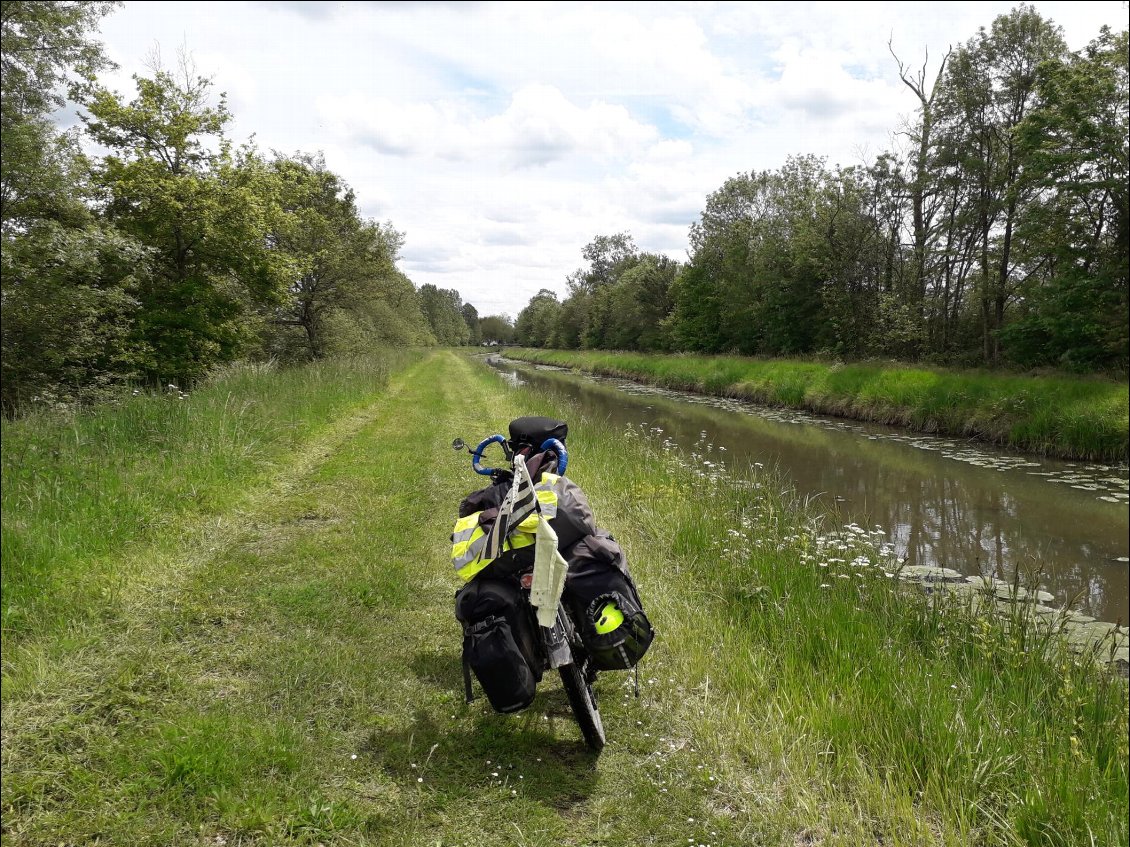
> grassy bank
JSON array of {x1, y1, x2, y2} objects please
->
[
  {"x1": 504, "y1": 348, "x2": 1130, "y2": 462},
  {"x1": 1, "y1": 352, "x2": 418, "y2": 650},
  {"x1": 2, "y1": 351, "x2": 1126, "y2": 846}
]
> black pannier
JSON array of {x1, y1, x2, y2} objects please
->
[
  {"x1": 455, "y1": 577, "x2": 542, "y2": 713},
  {"x1": 564, "y1": 532, "x2": 655, "y2": 671}
]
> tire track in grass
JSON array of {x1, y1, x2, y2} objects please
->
[
  {"x1": 3, "y1": 353, "x2": 608, "y2": 845},
  {"x1": 0, "y1": 355, "x2": 434, "y2": 842},
  {"x1": 2, "y1": 358, "x2": 418, "y2": 693}
]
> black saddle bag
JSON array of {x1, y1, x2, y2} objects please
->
[
  {"x1": 564, "y1": 532, "x2": 655, "y2": 671},
  {"x1": 455, "y1": 577, "x2": 542, "y2": 713}
]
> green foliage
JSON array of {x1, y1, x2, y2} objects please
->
[
  {"x1": 514, "y1": 9, "x2": 1126, "y2": 376},
  {"x1": 0, "y1": 1, "x2": 117, "y2": 229},
  {"x1": 263, "y1": 153, "x2": 427, "y2": 359},
  {"x1": 417, "y1": 283, "x2": 471, "y2": 345},
  {"x1": 1004, "y1": 26, "x2": 1129, "y2": 371},
  {"x1": 0, "y1": 4, "x2": 472, "y2": 416},
  {"x1": 0, "y1": 0, "x2": 117, "y2": 119},
  {"x1": 593, "y1": 254, "x2": 677, "y2": 351},
  {"x1": 570, "y1": 231, "x2": 639, "y2": 294},
  {"x1": 513, "y1": 288, "x2": 561, "y2": 346},
  {"x1": 82, "y1": 63, "x2": 292, "y2": 383},
  {"x1": 477, "y1": 313, "x2": 515, "y2": 344},
  {"x1": 460, "y1": 302, "x2": 482, "y2": 345},
  {"x1": 0, "y1": 221, "x2": 150, "y2": 411}
]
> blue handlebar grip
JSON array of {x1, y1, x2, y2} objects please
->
[
  {"x1": 539, "y1": 438, "x2": 568, "y2": 474},
  {"x1": 473, "y1": 434, "x2": 507, "y2": 475}
]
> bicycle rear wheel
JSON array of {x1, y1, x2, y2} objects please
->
[{"x1": 559, "y1": 662, "x2": 605, "y2": 751}]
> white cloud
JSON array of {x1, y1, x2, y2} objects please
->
[{"x1": 319, "y1": 84, "x2": 657, "y2": 168}]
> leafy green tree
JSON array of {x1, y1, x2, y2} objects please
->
[
  {"x1": 666, "y1": 262, "x2": 724, "y2": 352},
  {"x1": 934, "y1": 5, "x2": 1067, "y2": 363},
  {"x1": 82, "y1": 60, "x2": 292, "y2": 382},
  {"x1": 0, "y1": 0, "x2": 150, "y2": 411},
  {"x1": 418, "y1": 284, "x2": 470, "y2": 345},
  {"x1": 1, "y1": 0, "x2": 117, "y2": 231},
  {"x1": 1, "y1": 222, "x2": 149, "y2": 411},
  {"x1": 570, "y1": 233, "x2": 639, "y2": 294},
  {"x1": 596, "y1": 254, "x2": 678, "y2": 351},
  {"x1": 550, "y1": 291, "x2": 590, "y2": 349},
  {"x1": 1002, "y1": 26, "x2": 1129, "y2": 369},
  {"x1": 550, "y1": 233, "x2": 642, "y2": 348},
  {"x1": 514, "y1": 289, "x2": 561, "y2": 347},
  {"x1": 461, "y1": 302, "x2": 482, "y2": 345},
  {"x1": 324, "y1": 267, "x2": 436, "y2": 351},
  {"x1": 478, "y1": 314, "x2": 515, "y2": 344},
  {"x1": 266, "y1": 153, "x2": 411, "y2": 359},
  {"x1": 672, "y1": 157, "x2": 831, "y2": 356}
]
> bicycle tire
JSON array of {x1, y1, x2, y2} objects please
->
[{"x1": 559, "y1": 662, "x2": 605, "y2": 751}]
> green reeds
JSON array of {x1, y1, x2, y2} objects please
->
[
  {"x1": 560, "y1": 404, "x2": 1130, "y2": 844},
  {"x1": 505, "y1": 349, "x2": 1129, "y2": 462}
]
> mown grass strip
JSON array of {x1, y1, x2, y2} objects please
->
[
  {"x1": 1, "y1": 353, "x2": 419, "y2": 652},
  {"x1": 505, "y1": 348, "x2": 1129, "y2": 462},
  {"x1": 2, "y1": 351, "x2": 1126, "y2": 846}
]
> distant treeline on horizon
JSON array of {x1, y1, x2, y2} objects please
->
[
  {"x1": 514, "y1": 9, "x2": 1127, "y2": 374},
  {"x1": 2, "y1": 3, "x2": 1126, "y2": 416}
]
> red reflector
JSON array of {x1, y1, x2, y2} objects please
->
[{"x1": 520, "y1": 573, "x2": 533, "y2": 589}]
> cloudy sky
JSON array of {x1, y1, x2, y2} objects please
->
[{"x1": 87, "y1": 1, "x2": 1127, "y2": 317}]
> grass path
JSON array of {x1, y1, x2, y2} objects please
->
[
  {"x1": 3, "y1": 351, "x2": 1125, "y2": 846},
  {"x1": 2, "y1": 352, "x2": 703, "y2": 846}
]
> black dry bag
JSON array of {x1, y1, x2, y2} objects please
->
[{"x1": 455, "y1": 577, "x2": 541, "y2": 713}]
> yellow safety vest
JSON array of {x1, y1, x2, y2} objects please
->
[{"x1": 451, "y1": 473, "x2": 562, "y2": 582}]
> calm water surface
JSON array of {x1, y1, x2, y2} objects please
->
[{"x1": 490, "y1": 357, "x2": 1130, "y2": 623}]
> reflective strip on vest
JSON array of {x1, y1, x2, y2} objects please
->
[
  {"x1": 452, "y1": 473, "x2": 563, "y2": 582},
  {"x1": 452, "y1": 512, "x2": 536, "y2": 582},
  {"x1": 451, "y1": 514, "x2": 486, "y2": 573},
  {"x1": 536, "y1": 473, "x2": 560, "y2": 519}
]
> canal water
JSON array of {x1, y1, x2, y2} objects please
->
[{"x1": 489, "y1": 357, "x2": 1130, "y2": 623}]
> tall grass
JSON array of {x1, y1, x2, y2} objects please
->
[
  {"x1": 505, "y1": 348, "x2": 1130, "y2": 462},
  {"x1": 557, "y1": 404, "x2": 1130, "y2": 844},
  {"x1": 1, "y1": 353, "x2": 417, "y2": 648}
]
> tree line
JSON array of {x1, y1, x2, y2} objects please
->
[
  {"x1": 1, "y1": 1, "x2": 514, "y2": 413},
  {"x1": 516, "y1": 7, "x2": 1127, "y2": 373}
]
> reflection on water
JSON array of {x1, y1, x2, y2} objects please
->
[{"x1": 490, "y1": 357, "x2": 1130, "y2": 623}]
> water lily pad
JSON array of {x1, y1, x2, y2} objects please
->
[
  {"x1": 898, "y1": 565, "x2": 965, "y2": 583},
  {"x1": 992, "y1": 585, "x2": 1048, "y2": 602},
  {"x1": 965, "y1": 575, "x2": 1007, "y2": 589}
]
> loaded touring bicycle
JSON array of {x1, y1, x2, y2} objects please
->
[{"x1": 451, "y1": 417, "x2": 655, "y2": 751}]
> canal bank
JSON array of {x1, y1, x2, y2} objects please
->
[
  {"x1": 488, "y1": 355, "x2": 1130, "y2": 625},
  {"x1": 505, "y1": 348, "x2": 1129, "y2": 463}
]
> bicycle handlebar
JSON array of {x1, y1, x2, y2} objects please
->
[
  {"x1": 470, "y1": 435, "x2": 569, "y2": 476},
  {"x1": 472, "y1": 434, "x2": 507, "y2": 476},
  {"x1": 539, "y1": 438, "x2": 568, "y2": 474}
]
